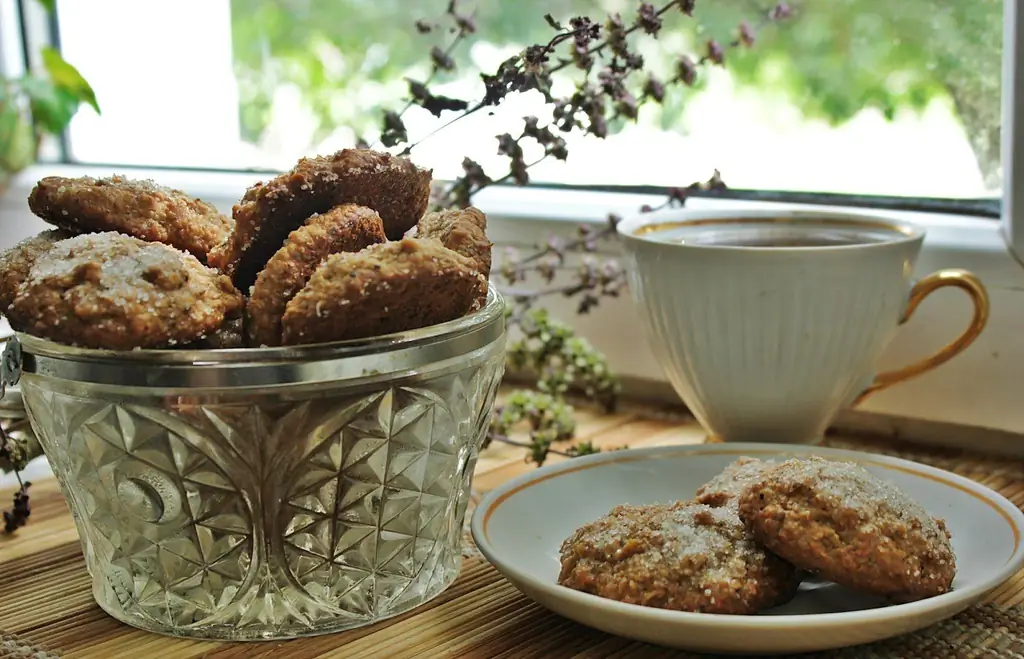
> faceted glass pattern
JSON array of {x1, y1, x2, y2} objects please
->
[{"x1": 20, "y1": 348, "x2": 504, "y2": 640}]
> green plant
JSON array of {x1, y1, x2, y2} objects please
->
[
  {"x1": 0, "y1": 0, "x2": 98, "y2": 531},
  {"x1": 0, "y1": 0, "x2": 99, "y2": 193}
]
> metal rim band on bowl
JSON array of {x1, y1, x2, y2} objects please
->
[{"x1": 11, "y1": 287, "x2": 506, "y2": 390}]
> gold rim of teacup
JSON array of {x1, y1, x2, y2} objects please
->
[{"x1": 621, "y1": 210, "x2": 924, "y2": 248}]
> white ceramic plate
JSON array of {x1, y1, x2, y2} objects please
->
[{"x1": 470, "y1": 444, "x2": 1024, "y2": 655}]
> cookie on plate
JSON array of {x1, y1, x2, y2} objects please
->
[
  {"x1": 695, "y1": 457, "x2": 777, "y2": 507},
  {"x1": 558, "y1": 500, "x2": 801, "y2": 614},
  {"x1": 738, "y1": 456, "x2": 956, "y2": 602}
]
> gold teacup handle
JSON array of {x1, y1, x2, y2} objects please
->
[{"x1": 855, "y1": 269, "x2": 990, "y2": 405}]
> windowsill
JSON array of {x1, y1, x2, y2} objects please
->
[{"x1": 2, "y1": 163, "x2": 1023, "y2": 451}]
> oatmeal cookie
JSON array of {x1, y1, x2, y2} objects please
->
[
  {"x1": 211, "y1": 148, "x2": 431, "y2": 290},
  {"x1": 696, "y1": 457, "x2": 777, "y2": 507},
  {"x1": 737, "y1": 456, "x2": 956, "y2": 602},
  {"x1": 415, "y1": 206, "x2": 492, "y2": 296},
  {"x1": 558, "y1": 500, "x2": 801, "y2": 614},
  {"x1": 0, "y1": 230, "x2": 73, "y2": 313},
  {"x1": 28, "y1": 175, "x2": 232, "y2": 264},
  {"x1": 248, "y1": 204, "x2": 386, "y2": 347},
  {"x1": 7, "y1": 232, "x2": 244, "y2": 350},
  {"x1": 280, "y1": 237, "x2": 486, "y2": 345}
]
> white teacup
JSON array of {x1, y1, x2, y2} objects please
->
[{"x1": 617, "y1": 209, "x2": 990, "y2": 444}]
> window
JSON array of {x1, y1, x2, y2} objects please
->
[
  {"x1": 4, "y1": 0, "x2": 1023, "y2": 441},
  {"x1": 36, "y1": 0, "x2": 1003, "y2": 204}
]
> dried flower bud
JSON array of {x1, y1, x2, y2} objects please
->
[
  {"x1": 511, "y1": 158, "x2": 530, "y2": 185},
  {"x1": 496, "y1": 132, "x2": 523, "y2": 159},
  {"x1": 406, "y1": 78, "x2": 470, "y2": 117},
  {"x1": 572, "y1": 43, "x2": 595, "y2": 71},
  {"x1": 380, "y1": 110, "x2": 408, "y2": 147},
  {"x1": 675, "y1": 55, "x2": 697, "y2": 86},
  {"x1": 455, "y1": 13, "x2": 477, "y2": 34},
  {"x1": 355, "y1": 136, "x2": 370, "y2": 149},
  {"x1": 408, "y1": 78, "x2": 430, "y2": 101},
  {"x1": 607, "y1": 213, "x2": 623, "y2": 231},
  {"x1": 600, "y1": 259, "x2": 623, "y2": 285},
  {"x1": 678, "y1": 0, "x2": 696, "y2": 16},
  {"x1": 616, "y1": 92, "x2": 638, "y2": 120},
  {"x1": 770, "y1": 2, "x2": 794, "y2": 20},
  {"x1": 462, "y1": 157, "x2": 492, "y2": 190},
  {"x1": 588, "y1": 112, "x2": 608, "y2": 139},
  {"x1": 643, "y1": 75, "x2": 666, "y2": 103},
  {"x1": 577, "y1": 294, "x2": 600, "y2": 314},
  {"x1": 3, "y1": 481, "x2": 30, "y2": 534},
  {"x1": 606, "y1": 13, "x2": 629, "y2": 58},
  {"x1": 524, "y1": 44, "x2": 551, "y2": 72},
  {"x1": 431, "y1": 45, "x2": 456, "y2": 72},
  {"x1": 547, "y1": 137, "x2": 569, "y2": 161},
  {"x1": 569, "y1": 16, "x2": 601, "y2": 41},
  {"x1": 415, "y1": 19, "x2": 433, "y2": 34},
  {"x1": 597, "y1": 67, "x2": 623, "y2": 97},
  {"x1": 707, "y1": 39, "x2": 725, "y2": 64},
  {"x1": 705, "y1": 169, "x2": 727, "y2": 190},
  {"x1": 544, "y1": 14, "x2": 564, "y2": 30},
  {"x1": 668, "y1": 186, "x2": 689, "y2": 206},
  {"x1": 640, "y1": 204, "x2": 654, "y2": 213},
  {"x1": 739, "y1": 21, "x2": 756, "y2": 47},
  {"x1": 539, "y1": 253, "x2": 560, "y2": 283},
  {"x1": 637, "y1": 3, "x2": 662, "y2": 34}
]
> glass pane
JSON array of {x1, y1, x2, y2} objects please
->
[{"x1": 55, "y1": 0, "x2": 1003, "y2": 199}]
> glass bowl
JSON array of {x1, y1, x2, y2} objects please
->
[{"x1": 9, "y1": 289, "x2": 506, "y2": 641}]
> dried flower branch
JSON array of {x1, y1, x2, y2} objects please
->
[
  {"x1": 0, "y1": 425, "x2": 31, "y2": 534},
  {"x1": 368, "y1": 0, "x2": 791, "y2": 466}
]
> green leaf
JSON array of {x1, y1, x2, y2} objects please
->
[
  {"x1": 40, "y1": 47, "x2": 99, "y2": 113},
  {"x1": 19, "y1": 75, "x2": 79, "y2": 135},
  {"x1": 0, "y1": 102, "x2": 38, "y2": 173},
  {"x1": 33, "y1": 0, "x2": 56, "y2": 12}
]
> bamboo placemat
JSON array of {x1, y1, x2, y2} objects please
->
[{"x1": 4, "y1": 400, "x2": 1024, "y2": 658}]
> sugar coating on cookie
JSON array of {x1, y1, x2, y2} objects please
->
[
  {"x1": 738, "y1": 456, "x2": 956, "y2": 602},
  {"x1": 28, "y1": 175, "x2": 232, "y2": 264},
  {"x1": 558, "y1": 500, "x2": 801, "y2": 614},
  {"x1": 0, "y1": 230, "x2": 73, "y2": 313},
  {"x1": 247, "y1": 203, "x2": 386, "y2": 347},
  {"x1": 416, "y1": 206, "x2": 491, "y2": 274},
  {"x1": 211, "y1": 148, "x2": 431, "y2": 290},
  {"x1": 7, "y1": 232, "x2": 243, "y2": 350},
  {"x1": 280, "y1": 237, "x2": 486, "y2": 345},
  {"x1": 695, "y1": 457, "x2": 777, "y2": 507}
]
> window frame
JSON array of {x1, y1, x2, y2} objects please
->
[
  {"x1": 1003, "y1": 0, "x2": 1024, "y2": 259},
  {"x1": 1, "y1": 1, "x2": 1023, "y2": 448}
]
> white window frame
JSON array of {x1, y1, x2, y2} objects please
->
[{"x1": 1, "y1": 0, "x2": 1023, "y2": 451}]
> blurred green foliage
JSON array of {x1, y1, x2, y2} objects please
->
[
  {"x1": 1, "y1": 0, "x2": 99, "y2": 189},
  {"x1": 230, "y1": 0, "x2": 1003, "y2": 187}
]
